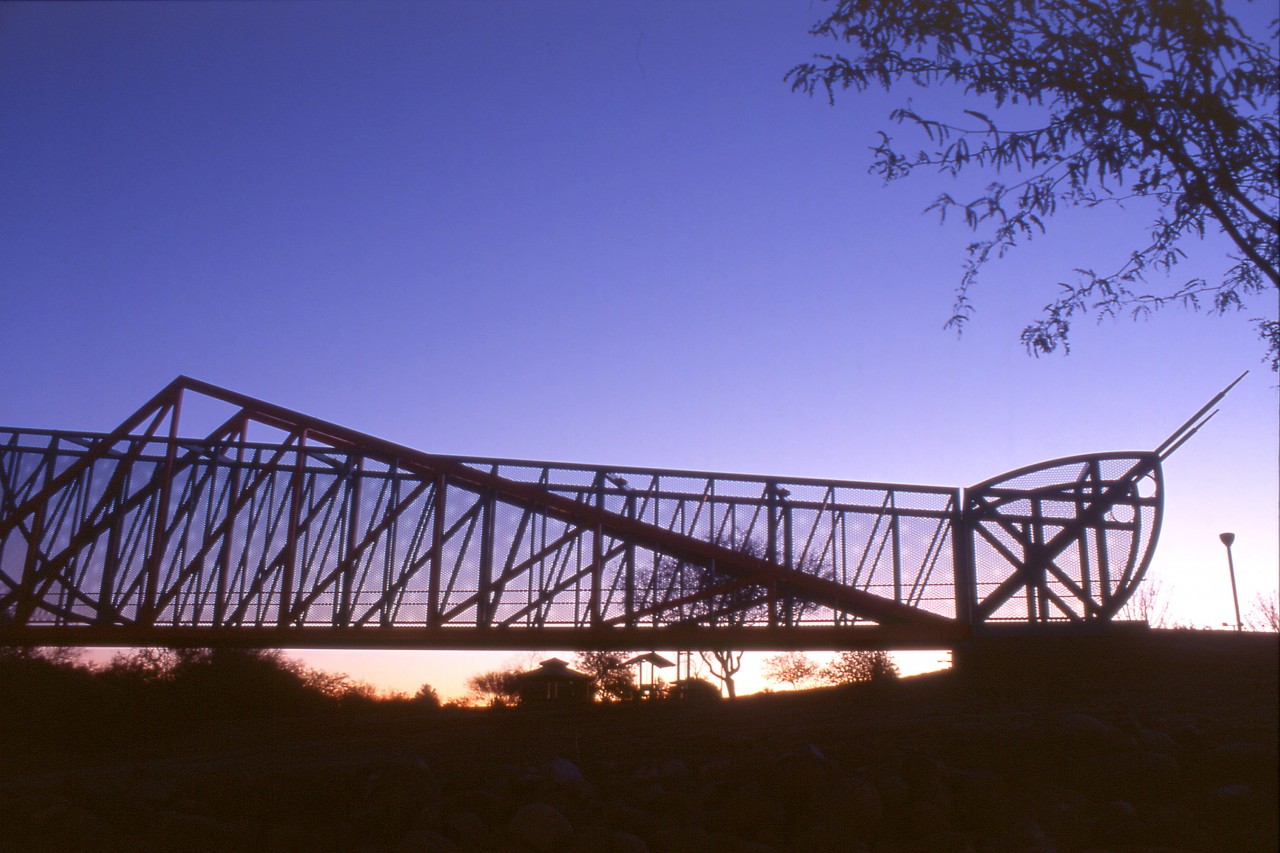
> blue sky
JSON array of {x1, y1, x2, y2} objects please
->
[{"x1": 3, "y1": 1, "x2": 1276, "y2": 698}]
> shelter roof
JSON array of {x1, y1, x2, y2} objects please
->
[{"x1": 625, "y1": 652, "x2": 675, "y2": 668}]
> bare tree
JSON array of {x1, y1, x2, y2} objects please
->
[
  {"x1": 1246, "y1": 590, "x2": 1280, "y2": 632},
  {"x1": 762, "y1": 651, "x2": 820, "y2": 690},
  {"x1": 1119, "y1": 577, "x2": 1171, "y2": 627},
  {"x1": 645, "y1": 533, "x2": 833, "y2": 698}
]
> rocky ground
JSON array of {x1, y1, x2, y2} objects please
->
[{"x1": 0, "y1": 629, "x2": 1276, "y2": 852}]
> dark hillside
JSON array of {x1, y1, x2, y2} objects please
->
[{"x1": 1, "y1": 629, "x2": 1276, "y2": 852}]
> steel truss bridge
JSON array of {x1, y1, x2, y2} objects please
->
[{"x1": 0, "y1": 376, "x2": 1238, "y2": 652}]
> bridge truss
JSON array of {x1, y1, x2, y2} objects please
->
[{"x1": 0, "y1": 376, "x2": 1230, "y2": 651}]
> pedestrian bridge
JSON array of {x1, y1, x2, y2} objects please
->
[{"x1": 0, "y1": 376, "x2": 1233, "y2": 651}]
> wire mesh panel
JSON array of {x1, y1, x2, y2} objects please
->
[{"x1": 965, "y1": 453, "x2": 1163, "y2": 624}]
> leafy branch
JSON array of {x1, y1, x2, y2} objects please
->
[{"x1": 789, "y1": 0, "x2": 1279, "y2": 368}]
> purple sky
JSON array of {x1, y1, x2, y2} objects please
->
[{"x1": 3, "y1": 1, "x2": 1275, "y2": 698}]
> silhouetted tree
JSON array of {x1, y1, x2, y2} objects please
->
[
  {"x1": 0, "y1": 646, "x2": 103, "y2": 752},
  {"x1": 667, "y1": 677, "x2": 721, "y2": 702},
  {"x1": 466, "y1": 668, "x2": 521, "y2": 707},
  {"x1": 762, "y1": 651, "x2": 820, "y2": 690},
  {"x1": 573, "y1": 651, "x2": 638, "y2": 701},
  {"x1": 646, "y1": 533, "x2": 833, "y2": 698},
  {"x1": 162, "y1": 648, "x2": 327, "y2": 718},
  {"x1": 413, "y1": 683, "x2": 442, "y2": 708},
  {"x1": 1119, "y1": 577, "x2": 1172, "y2": 627},
  {"x1": 821, "y1": 650, "x2": 900, "y2": 685},
  {"x1": 1247, "y1": 590, "x2": 1279, "y2": 632},
  {"x1": 790, "y1": 0, "x2": 1279, "y2": 369}
]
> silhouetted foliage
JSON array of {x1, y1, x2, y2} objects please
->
[
  {"x1": 762, "y1": 651, "x2": 820, "y2": 689},
  {"x1": 820, "y1": 650, "x2": 900, "y2": 685},
  {"x1": 573, "y1": 651, "x2": 638, "y2": 701},
  {"x1": 790, "y1": 0, "x2": 1279, "y2": 369},
  {"x1": 0, "y1": 645, "x2": 437, "y2": 766},
  {"x1": 0, "y1": 647, "x2": 103, "y2": 755},
  {"x1": 413, "y1": 683, "x2": 442, "y2": 708},
  {"x1": 667, "y1": 677, "x2": 722, "y2": 702},
  {"x1": 466, "y1": 668, "x2": 521, "y2": 707}
]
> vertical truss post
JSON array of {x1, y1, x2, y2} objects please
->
[
  {"x1": 142, "y1": 390, "x2": 183, "y2": 623},
  {"x1": 890, "y1": 494, "x2": 902, "y2": 605},
  {"x1": 478, "y1": 488, "x2": 495, "y2": 626},
  {"x1": 1092, "y1": 461, "x2": 1113, "y2": 610},
  {"x1": 213, "y1": 421, "x2": 246, "y2": 627},
  {"x1": 279, "y1": 430, "x2": 306, "y2": 627},
  {"x1": 1076, "y1": 475, "x2": 1094, "y2": 621},
  {"x1": 381, "y1": 474, "x2": 399, "y2": 627},
  {"x1": 952, "y1": 489, "x2": 976, "y2": 628},
  {"x1": 591, "y1": 523, "x2": 604, "y2": 627},
  {"x1": 591, "y1": 478, "x2": 604, "y2": 627},
  {"x1": 766, "y1": 481, "x2": 780, "y2": 627},
  {"x1": 623, "y1": 489, "x2": 636, "y2": 627},
  {"x1": 1030, "y1": 496, "x2": 1045, "y2": 621},
  {"x1": 339, "y1": 457, "x2": 361, "y2": 627},
  {"x1": 781, "y1": 492, "x2": 794, "y2": 627},
  {"x1": 428, "y1": 473, "x2": 445, "y2": 628}
]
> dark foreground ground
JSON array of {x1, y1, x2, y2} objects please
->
[{"x1": 1, "y1": 629, "x2": 1276, "y2": 852}]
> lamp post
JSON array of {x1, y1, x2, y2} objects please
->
[{"x1": 1219, "y1": 532, "x2": 1242, "y2": 632}]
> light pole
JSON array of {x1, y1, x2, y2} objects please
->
[{"x1": 1219, "y1": 532, "x2": 1242, "y2": 632}]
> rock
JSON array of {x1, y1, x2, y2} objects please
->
[
  {"x1": 799, "y1": 774, "x2": 881, "y2": 836},
  {"x1": 988, "y1": 817, "x2": 1050, "y2": 852},
  {"x1": 366, "y1": 755, "x2": 443, "y2": 809},
  {"x1": 1200, "y1": 741, "x2": 1277, "y2": 786},
  {"x1": 705, "y1": 786, "x2": 785, "y2": 838},
  {"x1": 948, "y1": 768, "x2": 1006, "y2": 833},
  {"x1": 901, "y1": 750, "x2": 944, "y2": 783},
  {"x1": 891, "y1": 796, "x2": 951, "y2": 840},
  {"x1": 1089, "y1": 799, "x2": 1141, "y2": 848},
  {"x1": 564, "y1": 827, "x2": 653, "y2": 853},
  {"x1": 27, "y1": 802, "x2": 107, "y2": 851},
  {"x1": 1057, "y1": 712, "x2": 1115, "y2": 746},
  {"x1": 148, "y1": 810, "x2": 236, "y2": 852},
  {"x1": 1033, "y1": 785, "x2": 1089, "y2": 839},
  {"x1": 442, "y1": 811, "x2": 488, "y2": 848},
  {"x1": 509, "y1": 802, "x2": 574, "y2": 851},
  {"x1": 645, "y1": 825, "x2": 711, "y2": 853},
  {"x1": 875, "y1": 774, "x2": 911, "y2": 808},
  {"x1": 633, "y1": 758, "x2": 690, "y2": 784},
  {"x1": 550, "y1": 757, "x2": 587, "y2": 785},
  {"x1": 394, "y1": 828, "x2": 458, "y2": 852},
  {"x1": 612, "y1": 832, "x2": 650, "y2": 853},
  {"x1": 791, "y1": 819, "x2": 867, "y2": 852}
]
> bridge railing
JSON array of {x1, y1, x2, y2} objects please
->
[{"x1": 0, "y1": 427, "x2": 963, "y2": 634}]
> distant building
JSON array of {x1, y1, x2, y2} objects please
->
[
  {"x1": 514, "y1": 658, "x2": 594, "y2": 705},
  {"x1": 624, "y1": 652, "x2": 675, "y2": 699}
]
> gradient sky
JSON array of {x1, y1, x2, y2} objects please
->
[{"x1": 3, "y1": 1, "x2": 1276, "y2": 699}]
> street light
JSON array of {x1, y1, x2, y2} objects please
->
[{"x1": 1219, "y1": 532, "x2": 1242, "y2": 632}]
